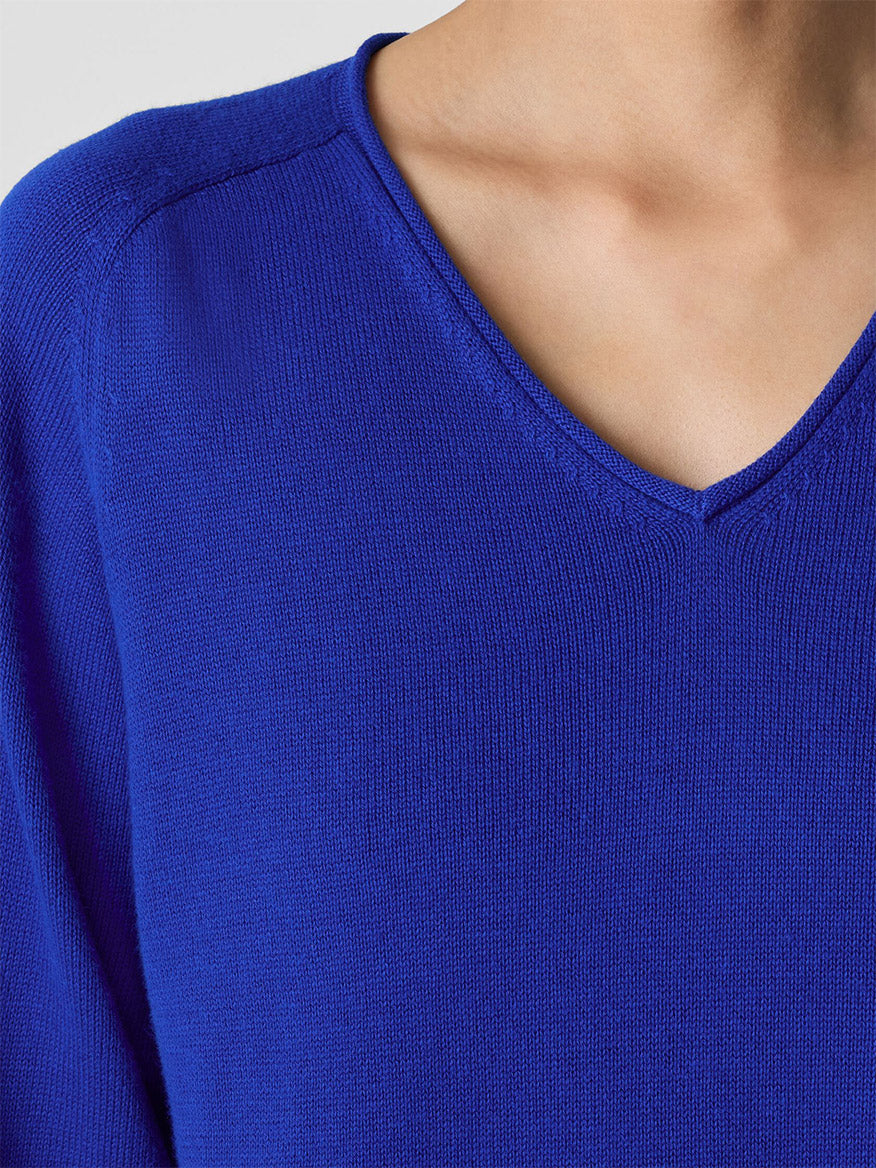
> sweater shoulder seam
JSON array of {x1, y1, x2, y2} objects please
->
[
  {"x1": 80, "y1": 121, "x2": 345, "y2": 536},
  {"x1": 103, "y1": 121, "x2": 345, "y2": 278}
]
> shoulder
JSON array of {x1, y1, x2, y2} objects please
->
[
  {"x1": 1, "y1": 53, "x2": 346, "y2": 288},
  {"x1": 1, "y1": 54, "x2": 349, "y2": 495}
]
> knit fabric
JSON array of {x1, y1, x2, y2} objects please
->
[{"x1": 2, "y1": 28, "x2": 874, "y2": 1168}]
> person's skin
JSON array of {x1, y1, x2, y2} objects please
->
[{"x1": 365, "y1": 0, "x2": 876, "y2": 490}]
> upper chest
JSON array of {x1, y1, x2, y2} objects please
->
[{"x1": 372, "y1": 132, "x2": 876, "y2": 491}]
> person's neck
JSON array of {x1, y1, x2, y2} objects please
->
[{"x1": 387, "y1": 0, "x2": 876, "y2": 193}]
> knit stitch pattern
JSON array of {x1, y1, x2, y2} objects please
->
[{"x1": 2, "y1": 29, "x2": 874, "y2": 1168}]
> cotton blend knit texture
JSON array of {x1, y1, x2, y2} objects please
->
[{"x1": 2, "y1": 27, "x2": 875, "y2": 1168}]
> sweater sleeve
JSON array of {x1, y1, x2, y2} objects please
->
[{"x1": 0, "y1": 153, "x2": 176, "y2": 1167}]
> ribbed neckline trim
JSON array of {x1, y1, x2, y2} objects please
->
[{"x1": 333, "y1": 30, "x2": 876, "y2": 523}]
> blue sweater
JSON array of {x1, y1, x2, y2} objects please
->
[{"x1": 2, "y1": 28, "x2": 874, "y2": 1168}]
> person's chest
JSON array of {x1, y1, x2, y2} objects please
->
[
  {"x1": 88, "y1": 155, "x2": 875, "y2": 1163},
  {"x1": 381, "y1": 137, "x2": 876, "y2": 490}
]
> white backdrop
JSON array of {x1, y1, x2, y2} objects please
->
[{"x1": 1, "y1": 0, "x2": 450, "y2": 199}]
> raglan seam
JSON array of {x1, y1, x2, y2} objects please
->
[{"x1": 76, "y1": 123, "x2": 346, "y2": 541}]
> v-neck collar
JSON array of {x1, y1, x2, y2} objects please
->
[{"x1": 333, "y1": 30, "x2": 876, "y2": 524}]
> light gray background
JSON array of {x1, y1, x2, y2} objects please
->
[{"x1": 1, "y1": 1, "x2": 448, "y2": 200}]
